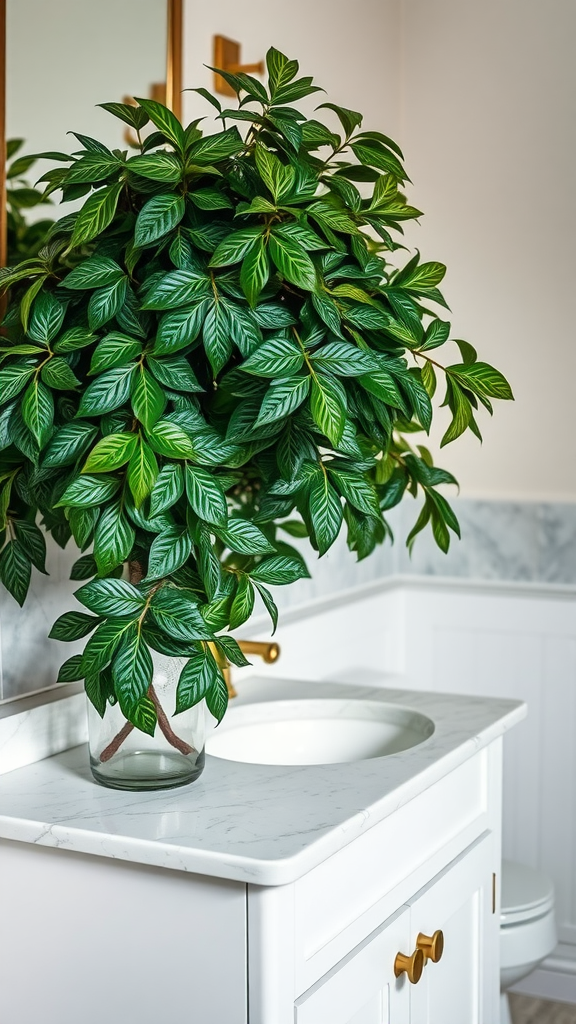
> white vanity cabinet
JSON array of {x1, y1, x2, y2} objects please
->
[
  {"x1": 0, "y1": 681, "x2": 521, "y2": 1024},
  {"x1": 252, "y1": 743, "x2": 501, "y2": 1024}
]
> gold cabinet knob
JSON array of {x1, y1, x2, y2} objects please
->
[
  {"x1": 417, "y1": 930, "x2": 444, "y2": 964},
  {"x1": 394, "y1": 947, "x2": 424, "y2": 984}
]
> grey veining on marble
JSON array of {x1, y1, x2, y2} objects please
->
[
  {"x1": 2, "y1": 499, "x2": 576, "y2": 703},
  {"x1": 270, "y1": 499, "x2": 576, "y2": 616},
  {"x1": 0, "y1": 676, "x2": 525, "y2": 885}
]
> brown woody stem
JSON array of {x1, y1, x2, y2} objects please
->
[
  {"x1": 97, "y1": 561, "x2": 196, "y2": 762},
  {"x1": 99, "y1": 720, "x2": 134, "y2": 762},
  {"x1": 148, "y1": 683, "x2": 195, "y2": 755}
]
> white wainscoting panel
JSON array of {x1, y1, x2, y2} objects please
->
[{"x1": 244, "y1": 575, "x2": 576, "y2": 1000}]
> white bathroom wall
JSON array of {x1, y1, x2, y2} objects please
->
[
  {"x1": 181, "y1": 0, "x2": 403, "y2": 146},
  {"x1": 399, "y1": 0, "x2": 576, "y2": 502}
]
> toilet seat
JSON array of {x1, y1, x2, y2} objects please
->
[{"x1": 500, "y1": 860, "x2": 555, "y2": 926}]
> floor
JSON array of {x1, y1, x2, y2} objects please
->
[{"x1": 509, "y1": 994, "x2": 576, "y2": 1023}]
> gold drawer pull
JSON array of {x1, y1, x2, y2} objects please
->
[
  {"x1": 417, "y1": 930, "x2": 444, "y2": 964},
  {"x1": 394, "y1": 948, "x2": 424, "y2": 984}
]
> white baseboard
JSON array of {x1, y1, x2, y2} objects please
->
[{"x1": 510, "y1": 944, "x2": 576, "y2": 1005}]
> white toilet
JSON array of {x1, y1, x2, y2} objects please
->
[{"x1": 500, "y1": 859, "x2": 557, "y2": 1024}]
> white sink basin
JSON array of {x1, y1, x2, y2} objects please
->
[{"x1": 206, "y1": 698, "x2": 435, "y2": 766}]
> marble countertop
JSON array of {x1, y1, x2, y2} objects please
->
[{"x1": 0, "y1": 677, "x2": 525, "y2": 885}]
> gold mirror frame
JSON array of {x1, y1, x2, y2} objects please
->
[{"x1": 0, "y1": 0, "x2": 183, "y2": 270}]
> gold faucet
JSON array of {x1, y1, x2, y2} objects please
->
[{"x1": 211, "y1": 640, "x2": 281, "y2": 698}]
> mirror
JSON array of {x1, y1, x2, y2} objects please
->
[{"x1": 0, "y1": 0, "x2": 182, "y2": 266}]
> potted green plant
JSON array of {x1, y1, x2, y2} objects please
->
[{"x1": 0, "y1": 48, "x2": 512, "y2": 791}]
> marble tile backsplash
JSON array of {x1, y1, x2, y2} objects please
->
[{"x1": 1, "y1": 499, "x2": 575, "y2": 701}]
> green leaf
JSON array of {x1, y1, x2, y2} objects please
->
[
  {"x1": 266, "y1": 47, "x2": 299, "y2": 92},
  {"x1": 256, "y1": 375, "x2": 310, "y2": 427},
  {"x1": 82, "y1": 432, "x2": 137, "y2": 473},
  {"x1": 144, "y1": 527, "x2": 192, "y2": 581},
  {"x1": 77, "y1": 364, "x2": 136, "y2": 416},
  {"x1": 70, "y1": 181, "x2": 124, "y2": 248},
  {"x1": 112, "y1": 632, "x2": 154, "y2": 725},
  {"x1": 57, "y1": 654, "x2": 85, "y2": 683},
  {"x1": 127, "y1": 440, "x2": 159, "y2": 507},
  {"x1": 268, "y1": 234, "x2": 317, "y2": 291},
  {"x1": 154, "y1": 301, "x2": 209, "y2": 355},
  {"x1": 310, "y1": 341, "x2": 378, "y2": 376},
  {"x1": 308, "y1": 473, "x2": 343, "y2": 555},
  {"x1": 131, "y1": 367, "x2": 166, "y2": 430},
  {"x1": 242, "y1": 336, "x2": 303, "y2": 378},
  {"x1": 229, "y1": 574, "x2": 255, "y2": 630},
  {"x1": 41, "y1": 357, "x2": 80, "y2": 390},
  {"x1": 28, "y1": 292, "x2": 65, "y2": 344},
  {"x1": 149, "y1": 463, "x2": 184, "y2": 516},
  {"x1": 440, "y1": 379, "x2": 473, "y2": 447},
  {"x1": 187, "y1": 126, "x2": 243, "y2": 165},
  {"x1": 89, "y1": 333, "x2": 142, "y2": 374},
  {"x1": 310, "y1": 373, "x2": 347, "y2": 445},
  {"x1": 22, "y1": 379, "x2": 54, "y2": 446},
  {"x1": 0, "y1": 362, "x2": 36, "y2": 404},
  {"x1": 14, "y1": 520, "x2": 47, "y2": 573},
  {"x1": 189, "y1": 187, "x2": 233, "y2": 211},
  {"x1": 142, "y1": 269, "x2": 210, "y2": 310},
  {"x1": 63, "y1": 256, "x2": 125, "y2": 290},
  {"x1": 185, "y1": 464, "x2": 228, "y2": 526},
  {"x1": 147, "y1": 355, "x2": 202, "y2": 393},
  {"x1": 316, "y1": 102, "x2": 362, "y2": 137},
  {"x1": 175, "y1": 650, "x2": 218, "y2": 714},
  {"x1": 70, "y1": 553, "x2": 98, "y2": 580},
  {"x1": 328, "y1": 468, "x2": 380, "y2": 516},
  {"x1": 57, "y1": 473, "x2": 120, "y2": 508},
  {"x1": 253, "y1": 580, "x2": 279, "y2": 633},
  {"x1": 80, "y1": 618, "x2": 134, "y2": 674},
  {"x1": 75, "y1": 578, "x2": 146, "y2": 617},
  {"x1": 422, "y1": 319, "x2": 451, "y2": 351},
  {"x1": 127, "y1": 153, "x2": 182, "y2": 182},
  {"x1": 53, "y1": 328, "x2": 97, "y2": 354},
  {"x1": 447, "y1": 362, "x2": 514, "y2": 401},
  {"x1": 205, "y1": 672, "x2": 229, "y2": 724},
  {"x1": 133, "y1": 97, "x2": 185, "y2": 149},
  {"x1": 87, "y1": 277, "x2": 128, "y2": 330},
  {"x1": 150, "y1": 587, "x2": 213, "y2": 641},
  {"x1": 43, "y1": 422, "x2": 98, "y2": 468},
  {"x1": 240, "y1": 238, "x2": 270, "y2": 307},
  {"x1": 254, "y1": 145, "x2": 295, "y2": 203},
  {"x1": 250, "y1": 554, "x2": 310, "y2": 585},
  {"x1": 134, "y1": 193, "x2": 185, "y2": 248},
  {"x1": 209, "y1": 228, "x2": 263, "y2": 268},
  {"x1": 202, "y1": 301, "x2": 232, "y2": 375},
  {"x1": 99, "y1": 101, "x2": 150, "y2": 130},
  {"x1": 215, "y1": 517, "x2": 276, "y2": 555},
  {"x1": 93, "y1": 501, "x2": 136, "y2": 574},
  {"x1": 66, "y1": 154, "x2": 121, "y2": 184},
  {"x1": 49, "y1": 610, "x2": 101, "y2": 642},
  {"x1": 68, "y1": 507, "x2": 99, "y2": 547},
  {"x1": 147, "y1": 419, "x2": 196, "y2": 459},
  {"x1": 0, "y1": 541, "x2": 31, "y2": 606}
]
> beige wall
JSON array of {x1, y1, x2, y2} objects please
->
[
  {"x1": 184, "y1": 0, "x2": 576, "y2": 502},
  {"x1": 400, "y1": 0, "x2": 576, "y2": 500}
]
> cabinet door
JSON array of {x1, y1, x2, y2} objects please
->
[
  {"x1": 295, "y1": 904, "x2": 411, "y2": 1024},
  {"x1": 407, "y1": 834, "x2": 498, "y2": 1024}
]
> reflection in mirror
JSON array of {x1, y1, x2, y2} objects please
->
[
  {"x1": 5, "y1": 0, "x2": 168, "y2": 263},
  {"x1": 0, "y1": 0, "x2": 181, "y2": 705},
  {"x1": 7, "y1": 0, "x2": 168, "y2": 154}
]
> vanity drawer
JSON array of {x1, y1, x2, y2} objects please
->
[{"x1": 294, "y1": 748, "x2": 493, "y2": 992}]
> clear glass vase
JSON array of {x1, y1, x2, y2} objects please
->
[{"x1": 88, "y1": 653, "x2": 206, "y2": 791}]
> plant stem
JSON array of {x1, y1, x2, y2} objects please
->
[
  {"x1": 148, "y1": 683, "x2": 196, "y2": 755},
  {"x1": 99, "y1": 720, "x2": 134, "y2": 762},
  {"x1": 96, "y1": 562, "x2": 197, "y2": 764}
]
